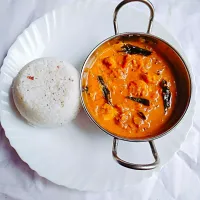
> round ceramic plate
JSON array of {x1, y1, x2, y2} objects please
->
[{"x1": 0, "y1": 0, "x2": 196, "y2": 192}]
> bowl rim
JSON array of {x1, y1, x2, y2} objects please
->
[{"x1": 80, "y1": 32, "x2": 192, "y2": 142}]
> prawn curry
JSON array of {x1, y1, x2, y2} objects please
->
[{"x1": 82, "y1": 37, "x2": 177, "y2": 139}]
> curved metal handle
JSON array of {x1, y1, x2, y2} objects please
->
[
  {"x1": 113, "y1": 0, "x2": 154, "y2": 34},
  {"x1": 112, "y1": 138, "x2": 160, "y2": 170}
]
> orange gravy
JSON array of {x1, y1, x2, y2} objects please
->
[{"x1": 82, "y1": 39, "x2": 177, "y2": 139}]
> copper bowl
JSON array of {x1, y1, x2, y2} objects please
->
[{"x1": 80, "y1": 0, "x2": 191, "y2": 170}]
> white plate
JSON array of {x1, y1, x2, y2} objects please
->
[{"x1": 0, "y1": 0, "x2": 196, "y2": 192}]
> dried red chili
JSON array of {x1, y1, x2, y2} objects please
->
[{"x1": 27, "y1": 76, "x2": 34, "y2": 80}]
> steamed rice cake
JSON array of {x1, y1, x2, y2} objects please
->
[{"x1": 12, "y1": 58, "x2": 80, "y2": 127}]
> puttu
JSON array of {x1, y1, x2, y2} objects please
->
[{"x1": 12, "y1": 57, "x2": 80, "y2": 127}]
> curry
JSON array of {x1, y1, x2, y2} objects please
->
[{"x1": 82, "y1": 38, "x2": 177, "y2": 139}]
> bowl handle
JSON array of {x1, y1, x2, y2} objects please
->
[
  {"x1": 113, "y1": 0, "x2": 154, "y2": 34},
  {"x1": 112, "y1": 138, "x2": 160, "y2": 170}
]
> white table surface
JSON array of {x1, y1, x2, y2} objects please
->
[{"x1": 0, "y1": 0, "x2": 200, "y2": 199}]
